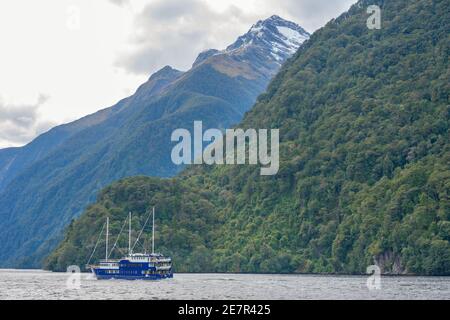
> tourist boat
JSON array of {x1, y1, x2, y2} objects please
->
[{"x1": 87, "y1": 208, "x2": 173, "y2": 280}]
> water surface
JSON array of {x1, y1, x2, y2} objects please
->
[{"x1": 0, "y1": 269, "x2": 448, "y2": 300}]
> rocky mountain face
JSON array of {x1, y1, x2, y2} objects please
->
[
  {"x1": 196, "y1": 15, "x2": 310, "y2": 78},
  {"x1": 0, "y1": 16, "x2": 309, "y2": 268},
  {"x1": 226, "y1": 15, "x2": 309, "y2": 67}
]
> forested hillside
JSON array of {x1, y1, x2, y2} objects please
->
[
  {"x1": 46, "y1": 0, "x2": 449, "y2": 275},
  {"x1": 0, "y1": 17, "x2": 307, "y2": 268}
]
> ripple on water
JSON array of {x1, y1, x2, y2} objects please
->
[{"x1": 0, "y1": 271, "x2": 449, "y2": 300}]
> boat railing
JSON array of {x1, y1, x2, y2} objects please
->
[
  {"x1": 156, "y1": 265, "x2": 172, "y2": 271},
  {"x1": 99, "y1": 259, "x2": 119, "y2": 263}
]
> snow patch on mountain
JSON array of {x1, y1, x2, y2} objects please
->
[
  {"x1": 276, "y1": 26, "x2": 309, "y2": 52},
  {"x1": 193, "y1": 15, "x2": 310, "y2": 68}
]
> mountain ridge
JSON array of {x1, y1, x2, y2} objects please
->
[
  {"x1": 0, "y1": 16, "x2": 309, "y2": 268},
  {"x1": 46, "y1": 0, "x2": 449, "y2": 275}
]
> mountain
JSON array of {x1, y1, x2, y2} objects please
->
[
  {"x1": 0, "y1": 106, "x2": 122, "y2": 191},
  {"x1": 46, "y1": 0, "x2": 449, "y2": 275},
  {"x1": 196, "y1": 15, "x2": 309, "y2": 74},
  {"x1": 226, "y1": 15, "x2": 309, "y2": 65},
  {"x1": 0, "y1": 16, "x2": 309, "y2": 268}
]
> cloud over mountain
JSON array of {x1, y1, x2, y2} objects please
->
[
  {"x1": 115, "y1": 0, "x2": 356, "y2": 75},
  {"x1": 0, "y1": 0, "x2": 356, "y2": 148},
  {"x1": 0, "y1": 95, "x2": 54, "y2": 147},
  {"x1": 115, "y1": 0, "x2": 256, "y2": 75}
]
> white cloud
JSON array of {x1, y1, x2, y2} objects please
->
[
  {"x1": 0, "y1": 95, "x2": 55, "y2": 147},
  {"x1": 260, "y1": 0, "x2": 357, "y2": 31},
  {"x1": 115, "y1": 0, "x2": 257, "y2": 75},
  {"x1": 115, "y1": 0, "x2": 357, "y2": 75},
  {"x1": 108, "y1": 0, "x2": 130, "y2": 8}
]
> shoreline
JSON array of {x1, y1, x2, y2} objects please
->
[{"x1": 0, "y1": 269, "x2": 448, "y2": 277}]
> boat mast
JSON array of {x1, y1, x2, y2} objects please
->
[
  {"x1": 152, "y1": 207, "x2": 155, "y2": 254},
  {"x1": 105, "y1": 217, "x2": 109, "y2": 261},
  {"x1": 128, "y1": 212, "x2": 132, "y2": 255}
]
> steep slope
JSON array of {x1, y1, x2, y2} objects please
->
[
  {"x1": 0, "y1": 108, "x2": 118, "y2": 191},
  {"x1": 0, "y1": 148, "x2": 19, "y2": 182},
  {"x1": 195, "y1": 15, "x2": 310, "y2": 82},
  {"x1": 0, "y1": 16, "x2": 309, "y2": 268},
  {"x1": 47, "y1": 0, "x2": 449, "y2": 275},
  {"x1": 0, "y1": 67, "x2": 182, "y2": 192}
]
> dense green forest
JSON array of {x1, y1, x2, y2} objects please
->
[
  {"x1": 46, "y1": 0, "x2": 449, "y2": 275},
  {"x1": 0, "y1": 16, "x2": 293, "y2": 268}
]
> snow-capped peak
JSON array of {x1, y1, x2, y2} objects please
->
[
  {"x1": 225, "y1": 15, "x2": 310, "y2": 63},
  {"x1": 192, "y1": 16, "x2": 310, "y2": 69}
]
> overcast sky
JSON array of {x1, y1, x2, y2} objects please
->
[{"x1": 0, "y1": 0, "x2": 357, "y2": 148}]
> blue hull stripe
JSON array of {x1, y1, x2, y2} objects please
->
[{"x1": 95, "y1": 274, "x2": 173, "y2": 281}]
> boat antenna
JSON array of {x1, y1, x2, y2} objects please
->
[
  {"x1": 108, "y1": 217, "x2": 128, "y2": 259},
  {"x1": 152, "y1": 207, "x2": 155, "y2": 254},
  {"x1": 85, "y1": 221, "x2": 106, "y2": 267},
  {"x1": 105, "y1": 216, "x2": 109, "y2": 261},
  {"x1": 128, "y1": 212, "x2": 132, "y2": 255},
  {"x1": 131, "y1": 208, "x2": 152, "y2": 252}
]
